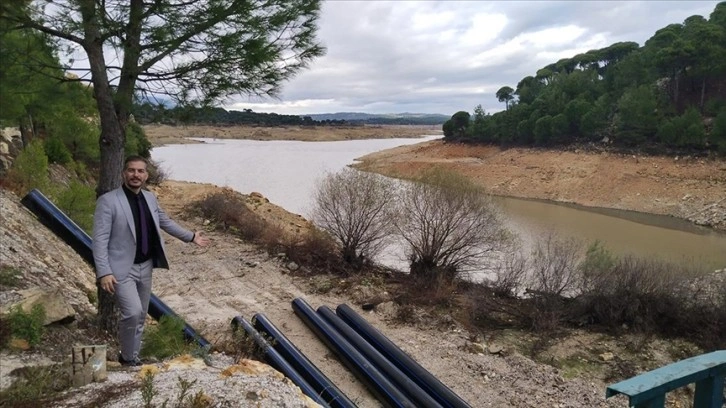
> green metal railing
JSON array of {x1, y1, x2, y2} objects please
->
[{"x1": 606, "y1": 350, "x2": 725, "y2": 408}]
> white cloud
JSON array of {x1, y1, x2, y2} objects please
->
[{"x1": 222, "y1": 1, "x2": 720, "y2": 116}]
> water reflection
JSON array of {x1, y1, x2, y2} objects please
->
[{"x1": 153, "y1": 137, "x2": 726, "y2": 272}]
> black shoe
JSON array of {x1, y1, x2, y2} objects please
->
[{"x1": 118, "y1": 353, "x2": 142, "y2": 367}]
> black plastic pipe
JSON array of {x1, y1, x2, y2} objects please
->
[
  {"x1": 336, "y1": 303, "x2": 471, "y2": 408},
  {"x1": 231, "y1": 316, "x2": 329, "y2": 407},
  {"x1": 292, "y1": 297, "x2": 417, "y2": 408},
  {"x1": 21, "y1": 188, "x2": 210, "y2": 348},
  {"x1": 252, "y1": 313, "x2": 356, "y2": 408},
  {"x1": 21, "y1": 189, "x2": 94, "y2": 261},
  {"x1": 318, "y1": 306, "x2": 444, "y2": 408}
]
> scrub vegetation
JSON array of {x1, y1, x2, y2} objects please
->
[{"x1": 308, "y1": 166, "x2": 726, "y2": 351}]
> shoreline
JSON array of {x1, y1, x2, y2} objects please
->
[
  {"x1": 352, "y1": 140, "x2": 726, "y2": 232},
  {"x1": 490, "y1": 193, "x2": 724, "y2": 236},
  {"x1": 143, "y1": 124, "x2": 442, "y2": 146},
  {"x1": 144, "y1": 124, "x2": 725, "y2": 231}
]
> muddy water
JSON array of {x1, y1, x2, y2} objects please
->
[
  {"x1": 153, "y1": 137, "x2": 726, "y2": 273},
  {"x1": 494, "y1": 196, "x2": 725, "y2": 271}
]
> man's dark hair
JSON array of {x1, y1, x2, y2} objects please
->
[{"x1": 124, "y1": 155, "x2": 149, "y2": 169}]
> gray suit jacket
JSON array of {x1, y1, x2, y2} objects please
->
[{"x1": 92, "y1": 187, "x2": 193, "y2": 281}]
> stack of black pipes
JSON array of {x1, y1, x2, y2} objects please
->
[{"x1": 253, "y1": 297, "x2": 472, "y2": 408}]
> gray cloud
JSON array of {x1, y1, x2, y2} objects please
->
[{"x1": 225, "y1": 1, "x2": 719, "y2": 116}]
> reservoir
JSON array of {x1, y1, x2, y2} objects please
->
[{"x1": 153, "y1": 136, "x2": 726, "y2": 272}]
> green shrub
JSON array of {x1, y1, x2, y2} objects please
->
[
  {"x1": 703, "y1": 97, "x2": 726, "y2": 117},
  {"x1": 8, "y1": 303, "x2": 46, "y2": 346},
  {"x1": 43, "y1": 136, "x2": 72, "y2": 164},
  {"x1": 141, "y1": 315, "x2": 194, "y2": 360},
  {"x1": 657, "y1": 108, "x2": 706, "y2": 148},
  {"x1": 711, "y1": 110, "x2": 726, "y2": 155},
  {"x1": 126, "y1": 122, "x2": 152, "y2": 158},
  {"x1": 0, "y1": 265, "x2": 22, "y2": 287},
  {"x1": 0, "y1": 364, "x2": 71, "y2": 405},
  {"x1": 0, "y1": 316, "x2": 11, "y2": 348},
  {"x1": 54, "y1": 180, "x2": 96, "y2": 233},
  {"x1": 46, "y1": 111, "x2": 100, "y2": 163},
  {"x1": 139, "y1": 371, "x2": 211, "y2": 408},
  {"x1": 579, "y1": 240, "x2": 616, "y2": 291},
  {"x1": 6, "y1": 140, "x2": 50, "y2": 195}
]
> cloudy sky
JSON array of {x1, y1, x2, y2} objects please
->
[{"x1": 225, "y1": 1, "x2": 720, "y2": 117}]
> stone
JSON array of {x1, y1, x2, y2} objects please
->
[
  {"x1": 9, "y1": 338, "x2": 30, "y2": 350},
  {"x1": 465, "y1": 342, "x2": 486, "y2": 354},
  {"x1": 1, "y1": 288, "x2": 76, "y2": 325},
  {"x1": 599, "y1": 352, "x2": 615, "y2": 362},
  {"x1": 488, "y1": 344, "x2": 504, "y2": 354},
  {"x1": 71, "y1": 345, "x2": 107, "y2": 386}
]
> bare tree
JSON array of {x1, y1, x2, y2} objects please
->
[
  {"x1": 489, "y1": 246, "x2": 529, "y2": 297},
  {"x1": 394, "y1": 168, "x2": 508, "y2": 286},
  {"x1": 528, "y1": 231, "x2": 583, "y2": 297},
  {"x1": 311, "y1": 168, "x2": 397, "y2": 267}
]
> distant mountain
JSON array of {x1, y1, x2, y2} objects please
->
[{"x1": 303, "y1": 112, "x2": 449, "y2": 125}]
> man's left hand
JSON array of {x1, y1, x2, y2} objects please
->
[{"x1": 192, "y1": 231, "x2": 210, "y2": 247}]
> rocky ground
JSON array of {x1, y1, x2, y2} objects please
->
[{"x1": 0, "y1": 181, "x2": 705, "y2": 408}]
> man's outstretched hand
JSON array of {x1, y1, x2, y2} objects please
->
[{"x1": 192, "y1": 231, "x2": 211, "y2": 247}]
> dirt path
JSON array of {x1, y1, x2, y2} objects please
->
[{"x1": 353, "y1": 140, "x2": 726, "y2": 230}]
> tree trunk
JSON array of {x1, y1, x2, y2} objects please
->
[
  {"x1": 19, "y1": 117, "x2": 32, "y2": 148},
  {"x1": 674, "y1": 73, "x2": 680, "y2": 111},
  {"x1": 81, "y1": 0, "x2": 126, "y2": 334},
  {"x1": 700, "y1": 78, "x2": 706, "y2": 112}
]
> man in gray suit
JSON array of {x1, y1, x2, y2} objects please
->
[{"x1": 92, "y1": 156, "x2": 209, "y2": 366}]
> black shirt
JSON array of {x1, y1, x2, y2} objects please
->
[{"x1": 121, "y1": 185, "x2": 158, "y2": 264}]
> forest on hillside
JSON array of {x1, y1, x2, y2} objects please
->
[
  {"x1": 443, "y1": 2, "x2": 726, "y2": 155},
  {"x1": 131, "y1": 104, "x2": 448, "y2": 126}
]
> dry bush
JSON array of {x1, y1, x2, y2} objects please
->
[
  {"x1": 146, "y1": 159, "x2": 168, "y2": 186},
  {"x1": 397, "y1": 271, "x2": 459, "y2": 308},
  {"x1": 529, "y1": 232, "x2": 583, "y2": 297},
  {"x1": 517, "y1": 233, "x2": 584, "y2": 332},
  {"x1": 395, "y1": 167, "x2": 508, "y2": 288},
  {"x1": 279, "y1": 227, "x2": 348, "y2": 276},
  {"x1": 191, "y1": 192, "x2": 266, "y2": 241},
  {"x1": 191, "y1": 191, "x2": 348, "y2": 275},
  {"x1": 393, "y1": 303, "x2": 421, "y2": 325},
  {"x1": 576, "y1": 250, "x2": 726, "y2": 348},
  {"x1": 488, "y1": 247, "x2": 529, "y2": 298},
  {"x1": 311, "y1": 168, "x2": 397, "y2": 267},
  {"x1": 578, "y1": 256, "x2": 687, "y2": 330}
]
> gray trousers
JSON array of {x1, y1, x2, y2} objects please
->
[{"x1": 115, "y1": 259, "x2": 153, "y2": 360}]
